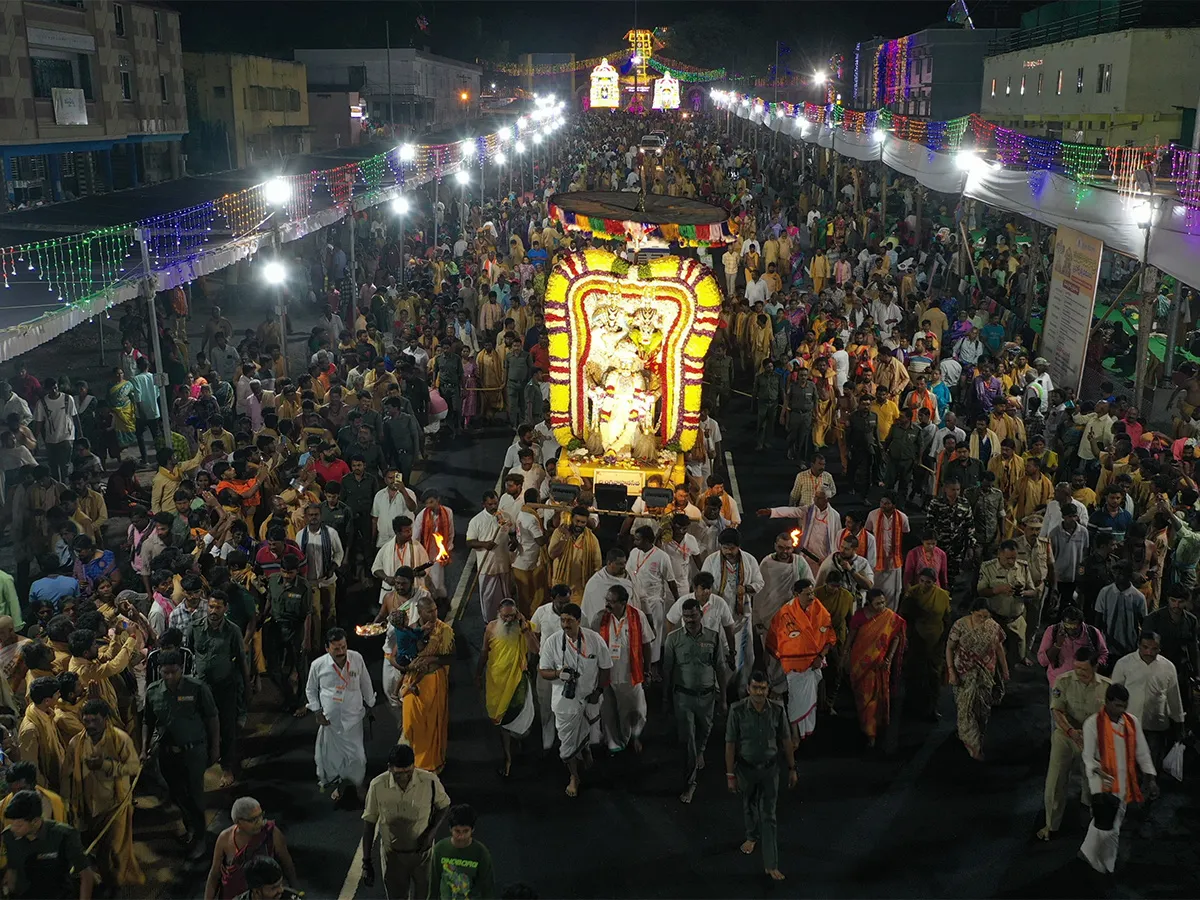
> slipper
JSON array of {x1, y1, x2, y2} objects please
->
[{"x1": 218, "y1": 771, "x2": 236, "y2": 788}]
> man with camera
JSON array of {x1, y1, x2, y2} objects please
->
[{"x1": 537, "y1": 602, "x2": 613, "y2": 798}]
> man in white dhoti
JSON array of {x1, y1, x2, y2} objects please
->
[
  {"x1": 477, "y1": 599, "x2": 539, "y2": 777},
  {"x1": 581, "y1": 549, "x2": 635, "y2": 623},
  {"x1": 765, "y1": 579, "x2": 836, "y2": 743},
  {"x1": 660, "y1": 514, "x2": 702, "y2": 590},
  {"x1": 529, "y1": 585, "x2": 571, "y2": 753},
  {"x1": 538, "y1": 602, "x2": 612, "y2": 798},
  {"x1": 465, "y1": 491, "x2": 514, "y2": 623},
  {"x1": 1080, "y1": 682, "x2": 1158, "y2": 873},
  {"x1": 306, "y1": 627, "x2": 376, "y2": 804},
  {"x1": 758, "y1": 490, "x2": 841, "y2": 568},
  {"x1": 592, "y1": 585, "x2": 654, "y2": 754},
  {"x1": 627, "y1": 526, "x2": 678, "y2": 667},
  {"x1": 700, "y1": 528, "x2": 764, "y2": 694}
]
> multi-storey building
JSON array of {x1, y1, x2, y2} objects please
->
[{"x1": 0, "y1": 0, "x2": 187, "y2": 206}]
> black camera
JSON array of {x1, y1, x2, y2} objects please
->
[{"x1": 560, "y1": 667, "x2": 581, "y2": 700}]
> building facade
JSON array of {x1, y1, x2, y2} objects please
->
[
  {"x1": 980, "y1": 28, "x2": 1200, "y2": 145},
  {"x1": 853, "y1": 26, "x2": 1015, "y2": 120},
  {"x1": 0, "y1": 0, "x2": 187, "y2": 207},
  {"x1": 307, "y1": 89, "x2": 362, "y2": 153},
  {"x1": 294, "y1": 48, "x2": 481, "y2": 134},
  {"x1": 183, "y1": 52, "x2": 311, "y2": 170}
]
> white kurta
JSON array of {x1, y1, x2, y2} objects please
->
[
  {"x1": 306, "y1": 650, "x2": 376, "y2": 786},
  {"x1": 372, "y1": 539, "x2": 432, "y2": 602},
  {"x1": 1080, "y1": 711, "x2": 1155, "y2": 873},
  {"x1": 581, "y1": 568, "x2": 636, "y2": 623},
  {"x1": 700, "y1": 550, "x2": 764, "y2": 674},
  {"x1": 538, "y1": 628, "x2": 613, "y2": 759},
  {"x1": 627, "y1": 546, "x2": 675, "y2": 662},
  {"x1": 756, "y1": 554, "x2": 815, "y2": 631}
]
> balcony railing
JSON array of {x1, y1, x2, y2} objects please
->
[{"x1": 986, "y1": 0, "x2": 1144, "y2": 54}]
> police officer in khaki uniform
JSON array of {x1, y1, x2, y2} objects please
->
[
  {"x1": 1036, "y1": 646, "x2": 1109, "y2": 841},
  {"x1": 143, "y1": 649, "x2": 219, "y2": 859},
  {"x1": 977, "y1": 540, "x2": 1036, "y2": 668},
  {"x1": 752, "y1": 359, "x2": 781, "y2": 451}
]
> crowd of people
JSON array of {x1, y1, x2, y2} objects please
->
[{"x1": 0, "y1": 107, "x2": 1193, "y2": 898}]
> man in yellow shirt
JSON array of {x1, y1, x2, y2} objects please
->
[{"x1": 872, "y1": 390, "x2": 901, "y2": 443}]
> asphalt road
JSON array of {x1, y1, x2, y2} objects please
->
[{"x1": 147, "y1": 386, "x2": 1200, "y2": 899}]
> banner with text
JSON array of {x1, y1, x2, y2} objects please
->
[{"x1": 1042, "y1": 225, "x2": 1104, "y2": 395}]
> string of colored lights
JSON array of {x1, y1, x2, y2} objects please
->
[
  {"x1": 645, "y1": 57, "x2": 726, "y2": 81},
  {"x1": 491, "y1": 52, "x2": 631, "y2": 75},
  {"x1": 0, "y1": 118, "x2": 533, "y2": 331},
  {"x1": 718, "y1": 90, "x2": 1175, "y2": 187}
]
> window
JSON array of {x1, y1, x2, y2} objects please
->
[
  {"x1": 31, "y1": 53, "x2": 93, "y2": 100},
  {"x1": 159, "y1": 73, "x2": 168, "y2": 103},
  {"x1": 1005, "y1": 75, "x2": 1011, "y2": 96},
  {"x1": 1096, "y1": 64, "x2": 1104, "y2": 93},
  {"x1": 1020, "y1": 75, "x2": 1026, "y2": 95},
  {"x1": 287, "y1": 88, "x2": 300, "y2": 111},
  {"x1": 270, "y1": 87, "x2": 284, "y2": 111},
  {"x1": 1076, "y1": 67, "x2": 1084, "y2": 93},
  {"x1": 1037, "y1": 72, "x2": 1043, "y2": 95},
  {"x1": 1102, "y1": 63, "x2": 1112, "y2": 93},
  {"x1": 153, "y1": 10, "x2": 162, "y2": 42},
  {"x1": 990, "y1": 78, "x2": 996, "y2": 97},
  {"x1": 1087, "y1": 120, "x2": 1093, "y2": 130},
  {"x1": 120, "y1": 70, "x2": 132, "y2": 100},
  {"x1": 213, "y1": 85, "x2": 225, "y2": 98},
  {"x1": 113, "y1": 3, "x2": 125, "y2": 36},
  {"x1": 1130, "y1": 122, "x2": 1138, "y2": 131},
  {"x1": 1056, "y1": 69, "x2": 1063, "y2": 95}
]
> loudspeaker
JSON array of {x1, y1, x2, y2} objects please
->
[
  {"x1": 550, "y1": 483, "x2": 581, "y2": 504},
  {"x1": 641, "y1": 486, "x2": 674, "y2": 508},
  {"x1": 595, "y1": 482, "x2": 632, "y2": 512}
]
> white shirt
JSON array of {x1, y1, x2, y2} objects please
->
[
  {"x1": 503, "y1": 441, "x2": 542, "y2": 470},
  {"x1": 530, "y1": 601, "x2": 565, "y2": 639},
  {"x1": 831, "y1": 350, "x2": 850, "y2": 392},
  {"x1": 1076, "y1": 412, "x2": 1115, "y2": 461},
  {"x1": 371, "y1": 487, "x2": 416, "y2": 547},
  {"x1": 513, "y1": 509, "x2": 544, "y2": 570},
  {"x1": 939, "y1": 357, "x2": 963, "y2": 386},
  {"x1": 666, "y1": 592, "x2": 735, "y2": 639},
  {"x1": 581, "y1": 567, "x2": 635, "y2": 623},
  {"x1": 1083, "y1": 711, "x2": 1155, "y2": 798},
  {"x1": 538, "y1": 627, "x2": 613, "y2": 711},
  {"x1": 660, "y1": 534, "x2": 701, "y2": 588},
  {"x1": 699, "y1": 550, "x2": 764, "y2": 613},
  {"x1": 626, "y1": 546, "x2": 676, "y2": 607},
  {"x1": 533, "y1": 422, "x2": 559, "y2": 468},
  {"x1": 371, "y1": 539, "x2": 431, "y2": 601},
  {"x1": 402, "y1": 346, "x2": 429, "y2": 370},
  {"x1": 34, "y1": 392, "x2": 77, "y2": 444},
  {"x1": 466, "y1": 509, "x2": 511, "y2": 575},
  {"x1": 1, "y1": 394, "x2": 32, "y2": 426},
  {"x1": 699, "y1": 417, "x2": 723, "y2": 458},
  {"x1": 745, "y1": 278, "x2": 769, "y2": 305},
  {"x1": 593, "y1": 606, "x2": 654, "y2": 685},
  {"x1": 1110, "y1": 652, "x2": 1185, "y2": 732},
  {"x1": 1040, "y1": 498, "x2": 1090, "y2": 537},
  {"x1": 864, "y1": 508, "x2": 911, "y2": 570},
  {"x1": 305, "y1": 650, "x2": 376, "y2": 727},
  {"x1": 929, "y1": 425, "x2": 967, "y2": 458}
]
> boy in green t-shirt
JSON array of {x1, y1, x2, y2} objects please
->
[{"x1": 428, "y1": 804, "x2": 494, "y2": 899}]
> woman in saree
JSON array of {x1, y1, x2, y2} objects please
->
[
  {"x1": 945, "y1": 598, "x2": 1009, "y2": 761},
  {"x1": 397, "y1": 596, "x2": 455, "y2": 773},
  {"x1": 108, "y1": 367, "x2": 139, "y2": 451},
  {"x1": 789, "y1": 248, "x2": 807, "y2": 290},
  {"x1": 844, "y1": 588, "x2": 907, "y2": 747},
  {"x1": 898, "y1": 567, "x2": 952, "y2": 720}
]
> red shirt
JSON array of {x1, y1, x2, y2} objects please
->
[
  {"x1": 530, "y1": 343, "x2": 550, "y2": 375},
  {"x1": 309, "y1": 457, "x2": 350, "y2": 486},
  {"x1": 254, "y1": 540, "x2": 307, "y2": 578}
]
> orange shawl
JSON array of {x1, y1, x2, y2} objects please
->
[
  {"x1": 1099, "y1": 713, "x2": 1143, "y2": 803},
  {"x1": 873, "y1": 510, "x2": 904, "y2": 570},
  {"x1": 599, "y1": 608, "x2": 645, "y2": 686}
]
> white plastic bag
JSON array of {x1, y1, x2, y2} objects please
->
[{"x1": 1163, "y1": 741, "x2": 1185, "y2": 782}]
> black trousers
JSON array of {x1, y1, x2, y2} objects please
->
[
  {"x1": 208, "y1": 677, "x2": 241, "y2": 770},
  {"x1": 159, "y1": 744, "x2": 207, "y2": 839}
]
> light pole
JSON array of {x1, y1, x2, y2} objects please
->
[
  {"x1": 494, "y1": 151, "x2": 507, "y2": 203},
  {"x1": 515, "y1": 140, "x2": 526, "y2": 195},
  {"x1": 455, "y1": 169, "x2": 469, "y2": 230},
  {"x1": 533, "y1": 132, "x2": 543, "y2": 192},
  {"x1": 392, "y1": 195, "x2": 409, "y2": 293},
  {"x1": 262, "y1": 176, "x2": 291, "y2": 342},
  {"x1": 262, "y1": 259, "x2": 287, "y2": 369}
]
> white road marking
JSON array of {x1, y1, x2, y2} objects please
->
[{"x1": 725, "y1": 451, "x2": 743, "y2": 513}]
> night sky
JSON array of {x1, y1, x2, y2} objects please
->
[{"x1": 177, "y1": 0, "x2": 1043, "y2": 72}]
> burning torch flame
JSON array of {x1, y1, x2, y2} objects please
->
[
  {"x1": 433, "y1": 532, "x2": 451, "y2": 563},
  {"x1": 790, "y1": 529, "x2": 802, "y2": 548}
]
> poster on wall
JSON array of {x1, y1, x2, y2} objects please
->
[
  {"x1": 1041, "y1": 225, "x2": 1103, "y2": 395},
  {"x1": 51, "y1": 88, "x2": 87, "y2": 125}
]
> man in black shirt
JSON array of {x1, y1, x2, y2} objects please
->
[{"x1": 2, "y1": 790, "x2": 96, "y2": 898}]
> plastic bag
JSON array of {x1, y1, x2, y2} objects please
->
[{"x1": 1163, "y1": 741, "x2": 1185, "y2": 782}]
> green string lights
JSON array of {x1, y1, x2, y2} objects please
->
[{"x1": 1060, "y1": 142, "x2": 1106, "y2": 183}]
